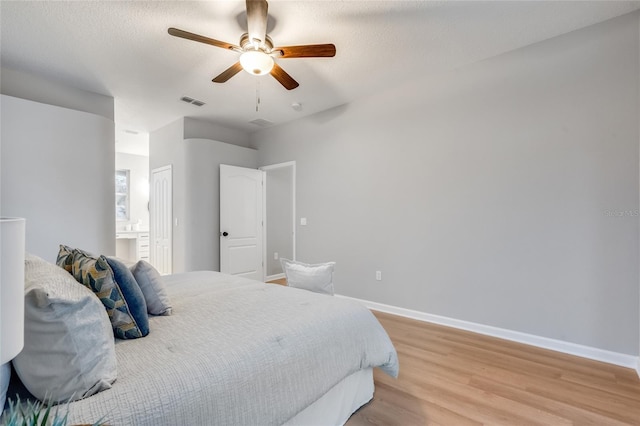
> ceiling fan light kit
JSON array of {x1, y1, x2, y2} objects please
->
[
  {"x1": 168, "y1": 0, "x2": 335, "y2": 90},
  {"x1": 240, "y1": 50, "x2": 274, "y2": 75}
]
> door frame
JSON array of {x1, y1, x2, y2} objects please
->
[
  {"x1": 150, "y1": 164, "x2": 173, "y2": 274},
  {"x1": 260, "y1": 161, "x2": 296, "y2": 281}
]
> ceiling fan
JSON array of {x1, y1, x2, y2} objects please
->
[{"x1": 168, "y1": 0, "x2": 336, "y2": 90}]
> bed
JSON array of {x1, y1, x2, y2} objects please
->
[{"x1": 46, "y1": 270, "x2": 399, "y2": 425}]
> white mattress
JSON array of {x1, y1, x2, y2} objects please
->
[{"x1": 62, "y1": 271, "x2": 398, "y2": 425}]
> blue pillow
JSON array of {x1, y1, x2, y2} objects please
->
[{"x1": 105, "y1": 257, "x2": 150, "y2": 336}]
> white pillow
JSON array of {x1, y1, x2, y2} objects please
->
[
  {"x1": 12, "y1": 254, "x2": 117, "y2": 403},
  {"x1": 130, "y1": 260, "x2": 172, "y2": 316},
  {"x1": 280, "y1": 258, "x2": 336, "y2": 295}
]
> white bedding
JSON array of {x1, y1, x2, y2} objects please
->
[{"x1": 65, "y1": 271, "x2": 398, "y2": 425}]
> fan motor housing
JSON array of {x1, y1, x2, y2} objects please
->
[{"x1": 239, "y1": 33, "x2": 274, "y2": 52}]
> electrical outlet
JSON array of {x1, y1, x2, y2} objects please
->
[
  {"x1": 376, "y1": 271, "x2": 382, "y2": 281},
  {"x1": 274, "y1": 252, "x2": 278, "y2": 260},
  {"x1": 300, "y1": 218, "x2": 307, "y2": 226}
]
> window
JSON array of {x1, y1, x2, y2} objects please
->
[{"x1": 115, "y1": 169, "x2": 130, "y2": 221}]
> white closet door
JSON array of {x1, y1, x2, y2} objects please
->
[
  {"x1": 150, "y1": 165, "x2": 172, "y2": 275},
  {"x1": 220, "y1": 164, "x2": 264, "y2": 281}
]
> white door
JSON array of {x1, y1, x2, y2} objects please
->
[
  {"x1": 150, "y1": 165, "x2": 172, "y2": 275},
  {"x1": 220, "y1": 164, "x2": 264, "y2": 281}
]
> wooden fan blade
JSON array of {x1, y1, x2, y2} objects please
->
[
  {"x1": 270, "y1": 63, "x2": 299, "y2": 90},
  {"x1": 246, "y1": 0, "x2": 268, "y2": 45},
  {"x1": 213, "y1": 62, "x2": 244, "y2": 83},
  {"x1": 168, "y1": 27, "x2": 239, "y2": 51},
  {"x1": 274, "y1": 44, "x2": 336, "y2": 58}
]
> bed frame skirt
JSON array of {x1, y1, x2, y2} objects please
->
[{"x1": 283, "y1": 368, "x2": 373, "y2": 426}]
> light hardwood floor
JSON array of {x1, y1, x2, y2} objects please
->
[
  {"x1": 347, "y1": 311, "x2": 640, "y2": 426},
  {"x1": 266, "y1": 280, "x2": 640, "y2": 425},
  {"x1": 268, "y1": 277, "x2": 287, "y2": 286}
]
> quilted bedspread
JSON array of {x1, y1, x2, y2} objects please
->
[{"x1": 66, "y1": 271, "x2": 398, "y2": 425}]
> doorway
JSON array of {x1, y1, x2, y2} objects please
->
[
  {"x1": 261, "y1": 161, "x2": 296, "y2": 281},
  {"x1": 114, "y1": 126, "x2": 150, "y2": 263}
]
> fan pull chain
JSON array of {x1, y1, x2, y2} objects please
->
[{"x1": 255, "y1": 78, "x2": 261, "y2": 112}]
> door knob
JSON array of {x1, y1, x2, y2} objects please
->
[{"x1": 221, "y1": 231, "x2": 229, "y2": 237}]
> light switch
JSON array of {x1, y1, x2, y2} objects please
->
[{"x1": 300, "y1": 218, "x2": 307, "y2": 226}]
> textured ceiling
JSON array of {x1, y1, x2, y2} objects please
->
[{"x1": 2, "y1": 1, "x2": 639, "y2": 139}]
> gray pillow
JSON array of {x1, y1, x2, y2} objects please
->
[
  {"x1": 280, "y1": 258, "x2": 336, "y2": 295},
  {"x1": 12, "y1": 254, "x2": 117, "y2": 404},
  {"x1": 130, "y1": 260, "x2": 172, "y2": 316}
]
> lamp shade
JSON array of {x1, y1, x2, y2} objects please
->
[
  {"x1": 240, "y1": 50, "x2": 274, "y2": 76},
  {"x1": 1, "y1": 217, "x2": 25, "y2": 364}
]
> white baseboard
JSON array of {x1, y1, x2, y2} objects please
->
[
  {"x1": 336, "y1": 294, "x2": 640, "y2": 374},
  {"x1": 266, "y1": 273, "x2": 285, "y2": 282}
]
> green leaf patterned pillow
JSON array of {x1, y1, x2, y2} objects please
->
[{"x1": 71, "y1": 249, "x2": 149, "y2": 339}]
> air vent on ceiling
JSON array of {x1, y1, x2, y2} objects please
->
[
  {"x1": 124, "y1": 129, "x2": 139, "y2": 135},
  {"x1": 180, "y1": 96, "x2": 206, "y2": 107},
  {"x1": 249, "y1": 118, "x2": 274, "y2": 127}
]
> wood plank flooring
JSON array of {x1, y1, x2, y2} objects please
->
[
  {"x1": 265, "y1": 279, "x2": 640, "y2": 425},
  {"x1": 347, "y1": 311, "x2": 640, "y2": 426},
  {"x1": 268, "y1": 277, "x2": 287, "y2": 286}
]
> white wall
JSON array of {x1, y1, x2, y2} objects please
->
[
  {"x1": 150, "y1": 117, "x2": 256, "y2": 273},
  {"x1": 252, "y1": 12, "x2": 640, "y2": 356},
  {"x1": 184, "y1": 139, "x2": 257, "y2": 271},
  {"x1": 265, "y1": 166, "x2": 294, "y2": 276},
  {"x1": 115, "y1": 152, "x2": 150, "y2": 231},
  {"x1": 184, "y1": 117, "x2": 251, "y2": 148},
  {"x1": 1, "y1": 95, "x2": 115, "y2": 261},
  {"x1": 149, "y1": 118, "x2": 186, "y2": 272},
  {"x1": 1, "y1": 67, "x2": 114, "y2": 121}
]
